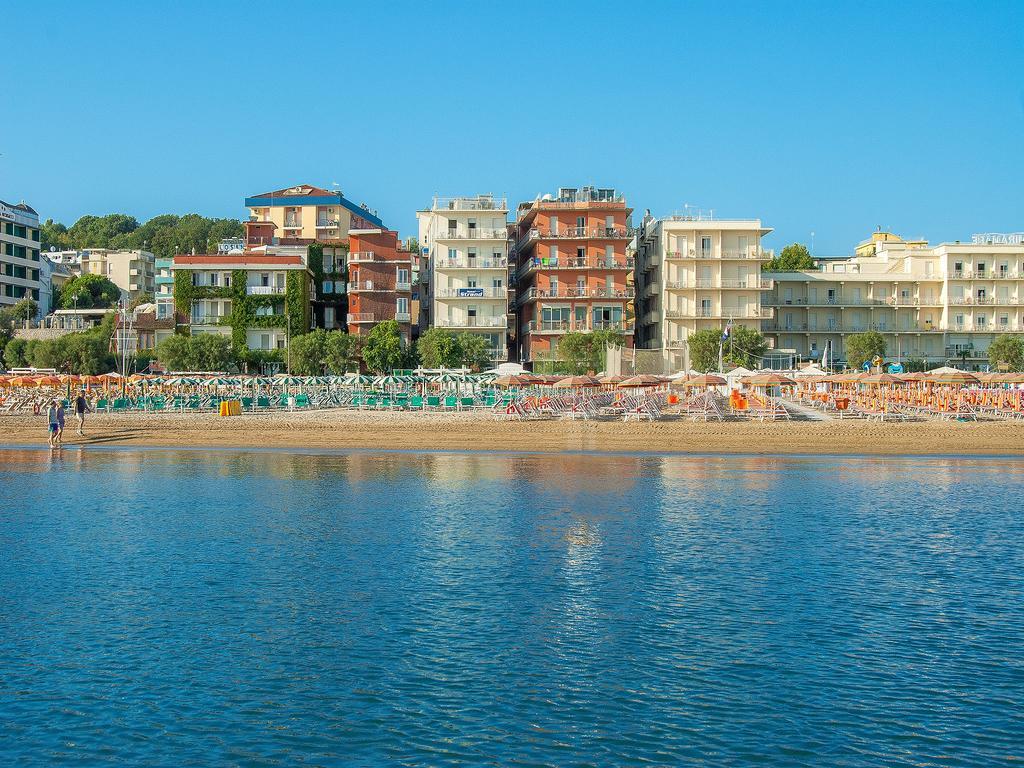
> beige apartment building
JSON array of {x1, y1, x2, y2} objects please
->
[
  {"x1": 77, "y1": 249, "x2": 155, "y2": 303},
  {"x1": 634, "y1": 212, "x2": 773, "y2": 371},
  {"x1": 244, "y1": 184, "x2": 384, "y2": 247},
  {"x1": 416, "y1": 195, "x2": 510, "y2": 362},
  {"x1": 763, "y1": 232, "x2": 1024, "y2": 368}
]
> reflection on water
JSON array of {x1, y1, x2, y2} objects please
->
[{"x1": 1, "y1": 446, "x2": 1023, "y2": 767}]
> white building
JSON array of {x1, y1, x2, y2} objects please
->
[
  {"x1": 38, "y1": 253, "x2": 73, "y2": 317},
  {"x1": 417, "y1": 195, "x2": 510, "y2": 361},
  {"x1": 0, "y1": 199, "x2": 42, "y2": 311},
  {"x1": 634, "y1": 211, "x2": 773, "y2": 371},
  {"x1": 763, "y1": 231, "x2": 1024, "y2": 368}
]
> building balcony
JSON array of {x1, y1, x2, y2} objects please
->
[
  {"x1": 316, "y1": 219, "x2": 341, "y2": 229},
  {"x1": 348, "y1": 251, "x2": 378, "y2": 263},
  {"x1": 526, "y1": 320, "x2": 635, "y2": 334},
  {"x1": 518, "y1": 226, "x2": 636, "y2": 248},
  {"x1": 283, "y1": 220, "x2": 302, "y2": 229},
  {"x1": 665, "y1": 277, "x2": 773, "y2": 290},
  {"x1": 435, "y1": 287, "x2": 508, "y2": 299},
  {"x1": 396, "y1": 281, "x2": 412, "y2": 292},
  {"x1": 665, "y1": 307, "x2": 769, "y2": 320},
  {"x1": 347, "y1": 313, "x2": 375, "y2": 324},
  {"x1": 434, "y1": 228, "x2": 508, "y2": 241},
  {"x1": 436, "y1": 317, "x2": 507, "y2": 329},
  {"x1": 515, "y1": 257, "x2": 632, "y2": 278},
  {"x1": 665, "y1": 249, "x2": 768, "y2": 261},
  {"x1": 433, "y1": 257, "x2": 507, "y2": 270},
  {"x1": 247, "y1": 285, "x2": 283, "y2": 295},
  {"x1": 395, "y1": 312, "x2": 411, "y2": 323},
  {"x1": 432, "y1": 196, "x2": 508, "y2": 212},
  {"x1": 348, "y1": 281, "x2": 393, "y2": 293},
  {"x1": 518, "y1": 287, "x2": 635, "y2": 303}
]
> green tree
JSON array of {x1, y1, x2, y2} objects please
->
[
  {"x1": 3, "y1": 337, "x2": 29, "y2": 369},
  {"x1": 290, "y1": 328, "x2": 332, "y2": 375},
  {"x1": 40, "y1": 219, "x2": 71, "y2": 251},
  {"x1": 557, "y1": 329, "x2": 624, "y2": 375},
  {"x1": 685, "y1": 328, "x2": 725, "y2": 373},
  {"x1": 723, "y1": 325, "x2": 768, "y2": 369},
  {"x1": 40, "y1": 212, "x2": 245, "y2": 259},
  {"x1": 988, "y1": 334, "x2": 1024, "y2": 371},
  {"x1": 417, "y1": 327, "x2": 461, "y2": 368},
  {"x1": 361, "y1": 320, "x2": 406, "y2": 374},
  {"x1": 456, "y1": 333, "x2": 492, "y2": 371},
  {"x1": 764, "y1": 243, "x2": 815, "y2": 272},
  {"x1": 846, "y1": 330, "x2": 887, "y2": 370},
  {"x1": 157, "y1": 335, "x2": 191, "y2": 371},
  {"x1": 60, "y1": 273, "x2": 122, "y2": 308},
  {"x1": 325, "y1": 331, "x2": 359, "y2": 374},
  {"x1": 187, "y1": 334, "x2": 233, "y2": 372},
  {"x1": 2, "y1": 298, "x2": 39, "y2": 323}
]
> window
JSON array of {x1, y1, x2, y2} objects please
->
[
  {"x1": 323, "y1": 280, "x2": 333, "y2": 294},
  {"x1": 397, "y1": 297, "x2": 409, "y2": 315},
  {"x1": 324, "y1": 307, "x2": 335, "y2": 328},
  {"x1": 210, "y1": 272, "x2": 219, "y2": 286},
  {"x1": 448, "y1": 248, "x2": 457, "y2": 260},
  {"x1": 577, "y1": 247, "x2": 585, "y2": 260},
  {"x1": 397, "y1": 268, "x2": 409, "y2": 284},
  {"x1": 550, "y1": 277, "x2": 559, "y2": 296},
  {"x1": 576, "y1": 216, "x2": 585, "y2": 230},
  {"x1": 261, "y1": 273, "x2": 270, "y2": 287},
  {"x1": 977, "y1": 262, "x2": 986, "y2": 274},
  {"x1": 261, "y1": 333, "x2": 271, "y2": 349},
  {"x1": 701, "y1": 236, "x2": 712, "y2": 257}
]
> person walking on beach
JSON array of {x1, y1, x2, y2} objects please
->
[
  {"x1": 74, "y1": 390, "x2": 91, "y2": 436},
  {"x1": 46, "y1": 399, "x2": 60, "y2": 448},
  {"x1": 56, "y1": 400, "x2": 66, "y2": 444}
]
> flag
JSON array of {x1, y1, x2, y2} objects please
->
[{"x1": 721, "y1": 321, "x2": 732, "y2": 343}]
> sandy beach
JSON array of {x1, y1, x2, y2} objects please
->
[{"x1": 1, "y1": 410, "x2": 1022, "y2": 455}]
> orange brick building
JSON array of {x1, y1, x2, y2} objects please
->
[
  {"x1": 346, "y1": 229, "x2": 413, "y2": 345},
  {"x1": 511, "y1": 187, "x2": 635, "y2": 366}
]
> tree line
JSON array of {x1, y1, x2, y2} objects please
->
[{"x1": 41, "y1": 213, "x2": 244, "y2": 259}]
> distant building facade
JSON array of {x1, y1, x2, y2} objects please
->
[
  {"x1": 417, "y1": 195, "x2": 510, "y2": 363},
  {"x1": 244, "y1": 184, "x2": 384, "y2": 248},
  {"x1": 346, "y1": 229, "x2": 413, "y2": 344},
  {"x1": 511, "y1": 187, "x2": 634, "y2": 367},
  {"x1": 0, "y1": 198, "x2": 42, "y2": 310}
]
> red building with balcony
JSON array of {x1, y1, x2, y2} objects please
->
[
  {"x1": 511, "y1": 187, "x2": 635, "y2": 367},
  {"x1": 346, "y1": 229, "x2": 413, "y2": 345}
]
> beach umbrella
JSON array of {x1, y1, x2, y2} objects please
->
[
  {"x1": 492, "y1": 374, "x2": 531, "y2": 388},
  {"x1": 618, "y1": 374, "x2": 664, "y2": 388},
  {"x1": 860, "y1": 373, "x2": 904, "y2": 386},
  {"x1": 599, "y1": 374, "x2": 627, "y2": 385},
  {"x1": 35, "y1": 376, "x2": 62, "y2": 388},
  {"x1": 675, "y1": 374, "x2": 727, "y2": 389},
  {"x1": 553, "y1": 375, "x2": 601, "y2": 389},
  {"x1": 744, "y1": 373, "x2": 797, "y2": 388},
  {"x1": 9, "y1": 376, "x2": 38, "y2": 387},
  {"x1": 900, "y1": 371, "x2": 929, "y2": 381},
  {"x1": 928, "y1": 370, "x2": 979, "y2": 385}
]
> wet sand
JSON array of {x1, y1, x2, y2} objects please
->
[{"x1": 1, "y1": 411, "x2": 1022, "y2": 455}]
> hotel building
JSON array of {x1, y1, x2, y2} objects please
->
[
  {"x1": 763, "y1": 232, "x2": 1024, "y2": 367},
  {"x1": 0, "y1": 199, "x2": 42, "y2": 311},
  {"x1": 74, "y1": 248, "x2": 156, "y2": 303},
  {"x1": 244, "y1": 184, "x2": 384, "y2": 247},
  {"x1": 171, "y1": 252, "x2": 312, "y2": 353},
  {"x1": 633, "y1": 212, "x2": 771, "y2": 371},
  {"x1": 416, "y1": 195, "x2": 510, "y2": 362},
  {"x1": 346, "y1": 228, "x2": 413, "y2": 345},
  {"x1": 511, "y1": 187, "x2": 634, "y2": 366}
]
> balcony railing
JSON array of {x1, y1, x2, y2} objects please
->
[
  {"x1": 435, "y1": 287, "x2": 508, "y2": 299},
  {"x1": 526, "y1": 320, "x2": 635, "y2": 334},
  {"x1": 516, "y1": 257, "x2": 631, "y2": 277},
  {"x1": 316, "y1": 219, "x2": 340, "y2": 228},
  {"x1": 435, "y1": 228, "x2": 508, "y2": 240},
  {"x1": 433, "y1": 257, "x2": 507, "y2": 270},
  {"x1": 396, "y1": 281, "x2": 412, "y2": 292},
  {"x1": 518, "y1": 287, "x2": 635, "y2": 302},
  {"x1": 247, "y1": 285, "x2": 282, "y2": 295},
  {"x1": 665, "y1": 307, "x2": 767, "y2": 320},
  {"x1": 348, "y1": 281, "x2": 393, "y2": 293},
  {"x1": 347, "y1": 313, "x2": 375, "y2": 323},
  {"x1": 665, "y1": 249, "x2": 767, "y2": 261},
  {"x1": 436, "y1": 317, "x2": 507, "y2": 328},
  {"x1": 348, "y1": 251, "x2": 378, "y2": 263},
  {"x1": 284, "y1": 219, "x2": 302, "y2": 228},
  {"x1": 395, "y1": 312, "x2": 411, "y2": 323}
]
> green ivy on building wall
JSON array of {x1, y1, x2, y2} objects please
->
[{"x1": 173, "y1": 268, "x2": 311, "y2": 357}]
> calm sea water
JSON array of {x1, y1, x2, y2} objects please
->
[{"x1": 0, "y1": 447, "x2": 1022, "y2": 766}]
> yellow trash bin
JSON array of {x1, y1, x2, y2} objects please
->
[{"x1": 219, "y1": 400, "x2": 242, "y2": 416}]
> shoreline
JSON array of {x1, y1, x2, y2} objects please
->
[{"x1": 2, "y1": 411, "x2": 1023, "y2": 456}]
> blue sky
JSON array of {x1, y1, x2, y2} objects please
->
[{"x1": 2, "y1": 0, "x2": 1021, "y2": 253}]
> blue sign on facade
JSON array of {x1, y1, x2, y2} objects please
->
[{"x1": 457, "y1": 288, "x2": 485, "y2": 298}]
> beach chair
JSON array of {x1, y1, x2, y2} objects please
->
[
  {"x1": 426, "y1": 395, "x2": 441, "y2": 409},
  {"x1": 241, "y1": 397, "x2": 253, "y2": 410},
  {"x1": 410, "y1": 395, "x2": 424, "y2": 409},
  {"x1": 443, "y1": 395, "x2": 458, "y2": 410},
  {"x1": 459, "y1": 396, "x2": 475, "y2": 410},
  {"x1": 294, "y1": 394, "x2": 310, "y2": 408},
  {"x1": 257, "y1": 396, "x2": 270, "y2": 409}
]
